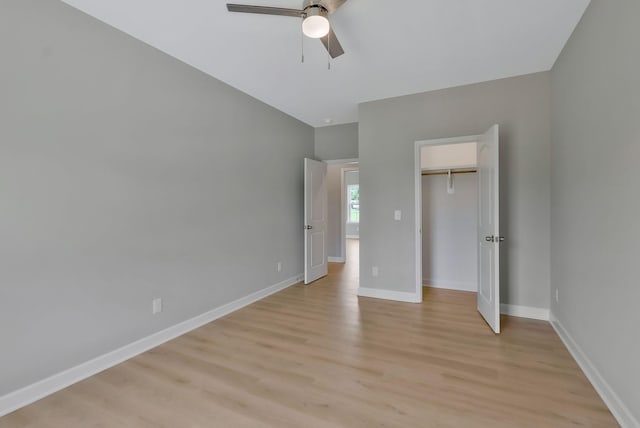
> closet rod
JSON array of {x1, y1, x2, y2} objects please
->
[{"x1": 421, "y1": 168, "x2": 477, "y2": 176}]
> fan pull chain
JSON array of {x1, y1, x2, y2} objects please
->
[
  {"x1": 327, "y1": 27, "x2": 331, "y2": 70},
  {"x1": 301, "y1": 24, "x2": 305, "y2": 63}
]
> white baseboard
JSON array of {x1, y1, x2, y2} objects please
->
[
  {"x1": 357, "y1": 287, "x2": 421, "y2": 303},
  {"x1": 550, "y1": 314, "x2": 638, "y2": 428},
  {"x1": 422, "y1": 282, "x2": 548, "y2": 321},
  {"x1": 345, "y1": 235, "x2": 359, "y2": 239},
  {"x1": 328, "y1": 257, "x2": 345, "y2": 263},
  {"x1": 500, "y1": 304, "x2": 549, "y2": 321},
  {"x1": 423, "y1": 278, "x2": 477, "y2": 292},
  {"x1": 0, "y1": 274, "x2": 304, "y2": 418}
]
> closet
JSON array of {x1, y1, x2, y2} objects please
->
[{"x1": 421, "y1": 143, "x2": 478, "y2": 292}]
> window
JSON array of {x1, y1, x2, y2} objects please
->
[{"x1": 347, "y1": 184, "x2": 359, "y2": 223}]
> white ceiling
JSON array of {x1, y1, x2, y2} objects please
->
[{"x1": 61, "y1": 0, "x2": 589, "y2": 127}]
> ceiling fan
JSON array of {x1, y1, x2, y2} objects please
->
[{"x1": 227, "y1": 0, "x2": 347, "y2": 58}]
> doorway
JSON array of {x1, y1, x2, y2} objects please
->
[
  {"x1": 342, "y1": 167, "x2": 359, "y2": 259},
  {"x1": 414, "y1": 126, "x2": 501, "y2": 333},
  {"x1": 304, "y1": 158, "x2": 360, "y2": 285},
  {"x1": 325, "y1": 160, "x2": 358, "y2": 265},
  {"x1": 421, "y1": 142, "x2": 478, "y2": 293}
]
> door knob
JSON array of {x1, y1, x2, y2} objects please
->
[
  {"x1": 497, "y1": 236, "x2": 505, "y2": 242},
  {"x1": 485, "y1": 236, "x2": 494, "y2": 242},
  {"x1": 304, "y1": 225, "x2": 313, "y2": 230}
]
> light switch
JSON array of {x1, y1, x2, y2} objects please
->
[
  {"x1": 394, "y1": 210, "x2": 402, "y2": 221},
  {"x1": 152, "y1": 298, "x2": 162, "y2": 314}
]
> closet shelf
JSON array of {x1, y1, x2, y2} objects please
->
[{"x1": 421, "y1": 168, "x2": 477, "y2": 176}]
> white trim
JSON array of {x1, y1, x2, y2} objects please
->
[
  {"x1": 549, "y1": 314, "x2": 638, "y2": 428},
  {"x1": 414, "y1": 141, "x2": 423, "y2": 303},
  {"x1": 415, "y1": 135, "x2": 482, "y2": 147},
  {"x1": 500, "y1": 304, "x2": 549, "y2": 321},
  {"x1": 340, "y1": 167, "x2": 345, "y2": 261},
  {"x1": 345, "y1": 235, "x2": 359, "y2": 239},
  {"x1": 423, "y1": 279, "x2": 477, "y2": 292},
  {"x1": 328, "y1": 256, "x2": 345, "y2": 263},
  {"x1": 0, "y1": 274, "x2": 304, "y2": 418},
  {"x1": 423, "y1": 282, "x2": 550, "y2": 321},
  {"x1": 324, "y1": 158, "x2": 358, "y2": 165},
  {"x1": 357, "y1": 287, "x2": 421, "y2": 303}
]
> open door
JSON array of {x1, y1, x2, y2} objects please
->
[
  {"x1": 304, "y1": 158, "x2": 328, "y2": 284},
  {"x1": 477, "y1": 125, "x2": 501, "y2": 333}
]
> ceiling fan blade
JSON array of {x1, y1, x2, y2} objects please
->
[
  {"x1": 319, "y1": 0, "x2": 347, "y2": 14},
  {"x1": 226, "y1": 4, "x2": 303, "y2": 18},
  {"x1": 320, "y1": 28, "x2": 344, "y2": 58}
]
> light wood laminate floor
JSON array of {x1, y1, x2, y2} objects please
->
[{"x1": 1, "y1": 240, "x2": 617, "y2": 427}]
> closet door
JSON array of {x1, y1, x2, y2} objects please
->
[{"x1": 477, "y1": 125, "x2": 501, "y2": 334}]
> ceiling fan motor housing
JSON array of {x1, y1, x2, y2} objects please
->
[{"x1": 302, "y1": 1, "x2": 328, "y2": 18}]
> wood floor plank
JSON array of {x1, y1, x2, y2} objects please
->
[{"x1": 0, "y1": 240, "x2": 618, "y2": 427}]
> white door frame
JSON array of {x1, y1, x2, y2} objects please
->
[{"x1": 414, "y1": 135, "x2": 481, "y2": 302}]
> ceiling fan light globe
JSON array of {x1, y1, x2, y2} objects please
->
[{"x1": 302, "y1": 15, "x2": 330, "y2": 38}]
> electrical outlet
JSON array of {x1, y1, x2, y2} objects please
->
[
  {"x1": 152, "y1": 298, "x2": 162, "y2": 314},
  {"x1": 277, "y1": 261, "x2": 282, "y2": 272},
  {"x1": 555, "y1": 289, "x2": 559, "y2": 303},
  {"x1": 394, "y1": 210, "x2": 402, "y2": 221},
  {"x1": 372, "y1": 266, "x2": 379, "y2": 277}
]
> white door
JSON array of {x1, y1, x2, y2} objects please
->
[
  {"x1": 304, "y1": 158, "x2": 328, "y2": 284},
  {"x1": 477, "y1": 125, "x2": 501, "y2": 333}
]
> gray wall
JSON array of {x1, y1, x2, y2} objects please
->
[
  {"x1": 314, "y1": 123, "x2": 358, "y2": 161},
  {"x1": 344, "y1": 170, "x2": 359, "y2": 238},
  {"x1": 359, "y1": 72, "x2": 551, "y2": 308},
  {"x1": 550, "y1": 0, "x2": 640, "y2": 421},
  {"x1": 422, "y1": 173, "x2": 477, "y2": 291},
  {"x1": 0, "y1": 0, "x2": 313, "y2": 396}
]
